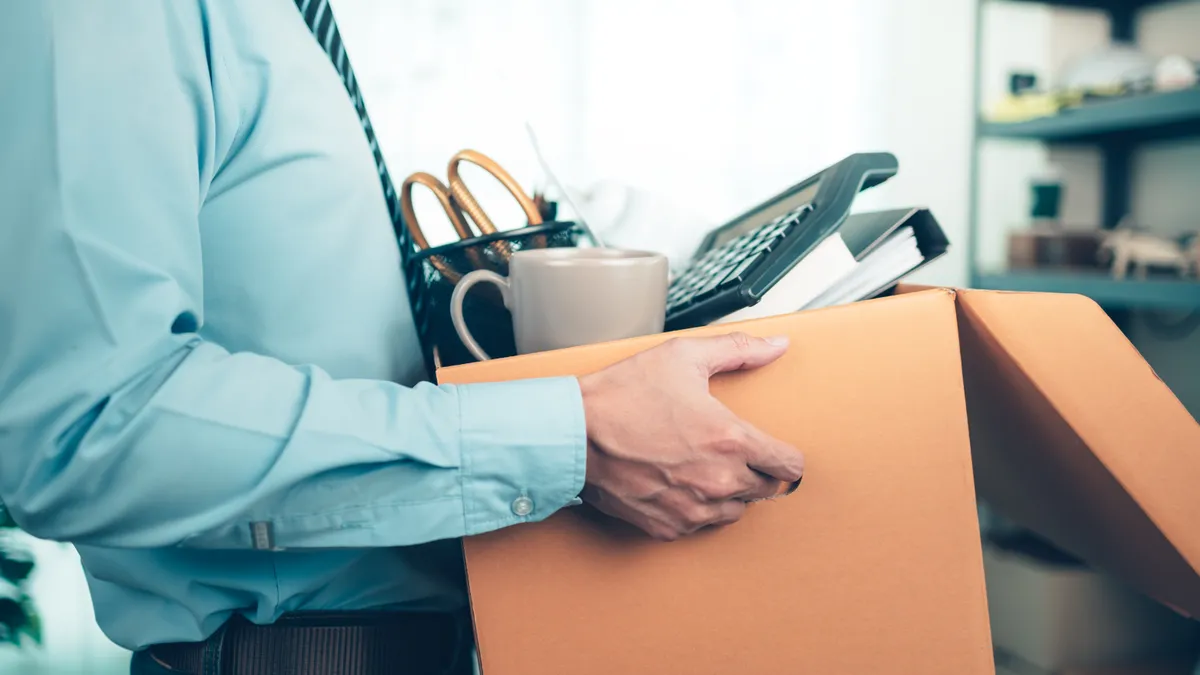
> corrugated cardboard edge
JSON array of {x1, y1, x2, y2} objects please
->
[
  {"x1": 437, "y1": 286, "x2": 960, "y2": 377},
  {"x1": 955, "y1": 288, "x2": 1200, "y2": 618}
]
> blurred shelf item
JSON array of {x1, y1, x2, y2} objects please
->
[
  {"x1": 980, "y1": 88, "x2": 1200, "y2": 142},
  {"x1": 974, "y1": 270, "x2": 1200, "y2": 310}
]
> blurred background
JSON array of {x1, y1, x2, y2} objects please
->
[{"x1": 2, "y1": 0, "x2": 1197, "y2": 673}]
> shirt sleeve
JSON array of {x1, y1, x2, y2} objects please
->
[{"x1": 0, "y1": 1, "x2": 586, "y2": 550}]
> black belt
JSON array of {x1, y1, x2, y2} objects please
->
[{"x1": 139, "y1": 611, "x2": 473, "y2": 675}]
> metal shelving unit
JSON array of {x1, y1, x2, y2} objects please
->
[
  {"x1": 975, "y1": 271, "x2": 1200, "y2": 310},
  {"x1": 968, "y1": 0, "x2": 1200, "y2": 311},
  {"x1": 1004, "y1": 0, "x2": 1174, "y2": 39},
  {"x1": 979, "y1": 87, "x2": 1200, "y2": 141}
]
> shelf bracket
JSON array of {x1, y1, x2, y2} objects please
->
[
  {"x1": 1109, "y1": 2, "x2": 1136, "y2": 42},
  {"x1": 1101, "y1": 137, "x2": 1132, "y2": 229}
]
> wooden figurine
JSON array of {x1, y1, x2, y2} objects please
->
[{"x1": 1098, "y1": 224, "x2": 1192, "y2": 280}]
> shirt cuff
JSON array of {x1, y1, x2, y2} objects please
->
[{"x1": 456, "y1": 376, "x2": 588, "y2": 535}]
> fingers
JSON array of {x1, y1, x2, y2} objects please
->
[
  {"x1": 733, "y1": 469, "x2": 792, "y2": 502},
  {"x1": 669, "y1": 495, "x2": 749, "y2": 538},
  {"x1": 666, "y1": 332, "x2": 803, "y2": 482},
  {"x1": 689, "y1": 459, "x2": 779, "y2": 503},
  {"x1": 677, "y1": 332, "x2": 790, "y2": 377},
  {"x1": 706, "y1": 414, "x2": 804, "y2": 484},
  {"x1": 582, "y1": 484, "x2": 684, "y2": 543},
  {"x1": 602, "y1": 486, "x2": 754, "y2": 542},
  {"x1": 738, "y1": 422, "x2": 805, "y2": 484},
  {"x1": 707, "y1": 500, "x2": 747, "y2": 529},
  {"x1": 579, "y1": 330, "x2": 803, "y2": 545},
  {"x1": 588, "y1": 469, "x2": 788, "y2": 543}
]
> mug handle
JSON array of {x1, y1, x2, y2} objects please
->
[{"x1": 450, "y1": 270, "x2": 512, "y2": 362}]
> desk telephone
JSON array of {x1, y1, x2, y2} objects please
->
[{"x1": 664, "y1": 152, "x2": 911, "y2": 331}]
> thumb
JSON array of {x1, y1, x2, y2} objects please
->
[{"x1": 691, "y1": 332, "x2": 790, "y2": 377}]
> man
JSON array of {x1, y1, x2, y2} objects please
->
[{"x1": 0, "y1": 2, "x2": 804, "y2": 674}]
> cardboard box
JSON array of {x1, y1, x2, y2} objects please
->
[
  {"x1": 985, "y1": 535, "x2": 1199, "y2": 671},
  {"x1": 437, "y1": 288, "x2": 1200, "y2": 675}
]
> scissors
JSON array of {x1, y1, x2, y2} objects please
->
[{"x1": 400, "y1": 150, "x2": 544, "y2": 280}]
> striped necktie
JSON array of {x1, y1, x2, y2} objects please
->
[{"x1": 292, "y1": 0, "x2": 431, "y2": 360}]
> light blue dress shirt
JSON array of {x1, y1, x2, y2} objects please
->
[{"x1": 0, "y1": 0, "x2": 587, "y2": 651}]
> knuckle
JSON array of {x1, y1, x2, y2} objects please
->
[
  {"x1": 663, "y1": 336, "x2": 691, "y2": 356},
  {"x1": 682, "y1": 504, "x2": 716, "y2": 529},
  {"x1": 657, "y1": 337, "x2": 695, "y2": 365},
  {"x1": 697, "y1": 506, "x2": 720, "y2": 528},
  {"x1": 711, "y1": 422, "x2": 750, "y2": 453},
  {"x1": 700, "y1": 469, "x2": 743, "y2": 500},
  {"x1": 726, "y1": 331, "x2": 754, "y2": 351},
  {"x1": 721, "y1": 503, "x2": 748, "y2": 525}
]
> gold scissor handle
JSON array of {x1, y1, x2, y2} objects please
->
[
  {"x1": 446, "y1": 149, "x2": 543, "y2": 235},
  {"x1": 400, "y1": 172, "x2": 475, "y2": 249},
  {"x1": 400, "y1": 172, "x2": 481, "y2": 283}
]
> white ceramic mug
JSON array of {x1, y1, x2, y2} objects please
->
[{"x1": 450, "y1": 248, "x2": 669, "y2": 360}]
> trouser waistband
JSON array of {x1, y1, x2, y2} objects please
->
[{"x1": 138, "y1": 610, "x2": 473, "y2": 675}]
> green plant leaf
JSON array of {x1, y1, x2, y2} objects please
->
[
  {"x1": 0, "y1": 596, "x2": 26, "y2": 640},
  {"x1": 0, "y1": 502, "x2": 37, "y2": 650},
  {"x1": 0, "y1": 548, "x2": 35, "y2": 585},
  {"x1": 18, "y1": 601, "x2": 41, "y2": 645},
  {"x1": 0, "y1": 579, "x2": 37, "y2": 646},
  {"x1": 0, "y1": 577, "x2": 22, "y2": 603}
]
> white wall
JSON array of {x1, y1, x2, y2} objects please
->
[
  {"x1": 854, "y1": 0, "x2": 978, "y2": 287},
  {"x1": 336, "y1": 0, "x2": 977, "y2": 284}
]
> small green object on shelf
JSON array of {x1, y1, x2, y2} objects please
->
[
  {"x1": 0, "y1": 503, "x2": 39, "y2": 648},
  {"x1": 980, "y1": 88, "x2": 1200, "y2": 142},
  {"x1": 974, "y1": 270, "x2": 1200, "y2": 310}
]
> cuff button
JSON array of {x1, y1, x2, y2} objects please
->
[{"x1": 511, "y1": 496, "x2": 534, "y2": 517}]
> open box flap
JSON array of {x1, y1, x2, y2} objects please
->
[
  {"x1": 956, "y1": 289, "x2": 1200, "y2": 617},
  {"x1": 438, "y1": 289, "x2": 994, "y2": 675}
]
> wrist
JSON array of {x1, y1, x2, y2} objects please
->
[
  {"x1": 576, "y1": 373, "x2": 609, "y2": 449},
  {"x1": 576, "y1": 375, "x2": 608, "y2": 488}
]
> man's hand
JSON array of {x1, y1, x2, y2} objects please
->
[{"x1": 577, "y1": 332, "x2": 805, "y2": 541}]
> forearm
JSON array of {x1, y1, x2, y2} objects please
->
[{"x1": 1, "y1": 337, "x2": 586, "y2": 549}]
